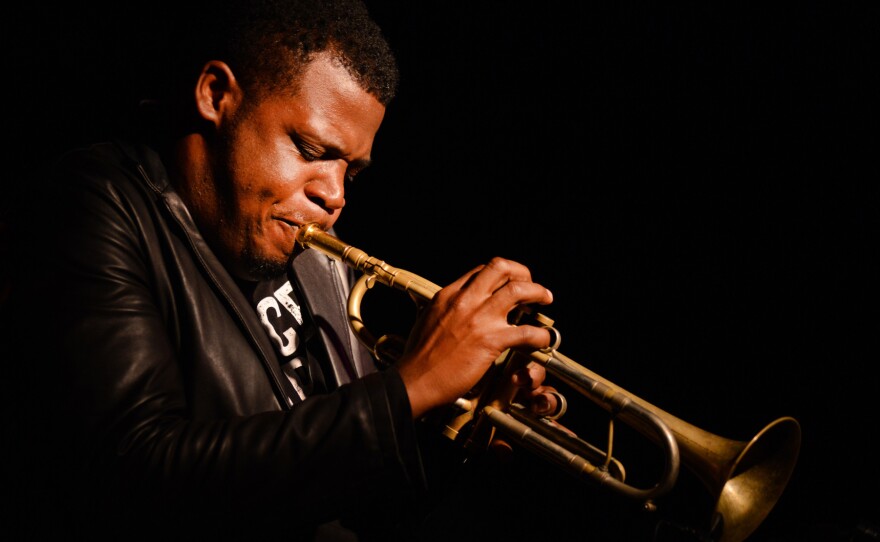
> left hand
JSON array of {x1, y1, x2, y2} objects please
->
[
  {"x1": 488, "y1": 362, "x2": 569, "y2": 459},
  {"x1": 511, "y1": 362, "x2": 565, "y2": 418}
]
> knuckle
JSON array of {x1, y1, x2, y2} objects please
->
[
  {"x1": 485, "y1": 256, "x2": 511, "y2": 272},
  {"x1": 505, "y1": 280, "x2": 526, "y2": 298}
]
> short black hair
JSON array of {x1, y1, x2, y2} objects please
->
[{"x1": 159, "y1": 0, "x2": 399, "y2": 106}]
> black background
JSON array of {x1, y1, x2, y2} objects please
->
[{"x1": 5, "y1": 2, "x2": 878, "y2": 541}]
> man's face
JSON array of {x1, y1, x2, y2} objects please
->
[{"x1": 197, "y1": 52, "x2": 385, "y2": 280}]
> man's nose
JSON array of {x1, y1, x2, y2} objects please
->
[{"x1": 305, "y1": 160, "x2": 347, "y2": 211}]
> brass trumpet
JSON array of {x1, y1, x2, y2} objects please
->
[{"x1": 295, "y1": 223, "x2": 801, "y2": 542}]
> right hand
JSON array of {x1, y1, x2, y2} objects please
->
[{"x1": 395, "y1": 257, "x2": 554, "y2": 419}]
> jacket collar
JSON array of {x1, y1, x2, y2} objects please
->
[{"x1": 291, "y1": 246, "x2": 371, "y2": 386}]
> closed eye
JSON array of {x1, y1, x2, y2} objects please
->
[
  {"x1": 293, "y1": 138, "x2": 322, "y2": 162},
  {"x1": 291, "y1": 135, "x2": 371, "y2": 183}
]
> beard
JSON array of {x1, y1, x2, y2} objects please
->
[{"x1": 238, "y1": 235, "x2": 290, "y2": 281}]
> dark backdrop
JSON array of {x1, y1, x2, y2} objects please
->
[{"x1": 5, "y1": 2, "x2": 878, "y2": 541}]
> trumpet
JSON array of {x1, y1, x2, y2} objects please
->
[{"x1": 295, "y1": 223, "x2": 801, "y2": 542}]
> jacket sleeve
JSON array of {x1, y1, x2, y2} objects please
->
[{"x1": 5, "y1": 145, "x2": 427, "y2": 538}]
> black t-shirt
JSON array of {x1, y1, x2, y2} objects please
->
[{"x1": 238, "y1": 275, "x2": 326, "y2": 400}]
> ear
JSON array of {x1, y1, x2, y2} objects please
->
[{"x1": 193, "y1": 60, "x2": 242, "y2": 127}]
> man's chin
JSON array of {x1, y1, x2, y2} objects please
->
[{"x1": 238, "y1": 248, "x2": 290, "y2": 281}]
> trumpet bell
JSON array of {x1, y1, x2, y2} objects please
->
[{"x1": 710, "y1": 416, "x2": 801, "y2": 542}]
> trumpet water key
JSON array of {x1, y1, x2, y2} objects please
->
[{"x1": 295, "y1": 223, "x2": 801, "y2": 542}]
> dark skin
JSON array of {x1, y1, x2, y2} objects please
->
[{"x1": 169, "y1": 51, "x2": 561, "y2": 420}]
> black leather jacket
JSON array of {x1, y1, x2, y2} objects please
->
[{"x1": 2, "y1": 141, "x2": 426, "y2": 540}]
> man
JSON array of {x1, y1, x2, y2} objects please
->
[{"x1": 1, "y1": 1, "x2": 560, "y2": 540}]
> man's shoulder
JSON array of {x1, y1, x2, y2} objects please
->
[
  {"x1": 39, "y1": 140, "x2": 174, "y2": 214},
  {"x1": 53, "y1": 140, "x2": 163, "y2": 187}
]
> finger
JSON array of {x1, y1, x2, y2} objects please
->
[
  {"x1": 461, "y1": 258, "x2": 554, "y2": 307},
  {"x1": 488, "y1": 438, "x2": 515, "y2": 463},
  {"x1": 490, "y1": 275, "x2": 554, "y2": 311},
  {"x1": 493, "y1": 321, "x2": 555, "y2": 354},
  {"x1": 530, "y1": 389, "x2": 567, "y2": 419},
  {"x1": 511, "y1": 363, "x2": 547, "y2": 391},
  {"x1": 463, "y1": 257, "x2": 535, "y2": 294}
]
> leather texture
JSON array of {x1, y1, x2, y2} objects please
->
[{"x1": 1, "y1": 140, "x2": 425, "y2": 540}]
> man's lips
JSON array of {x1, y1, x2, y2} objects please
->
[
  {"x1": 275, "y1": 217, "x2": 300, "y2": 229},
  {"x1": 273, "y1": 217, "x2": 329, "y2": 253},
  {"x1": 275, "y1": 216, "x2": 328, "y2": 232},
  {"x1": 269, "y1": 217, "x2": 299, "y2": 248}
]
